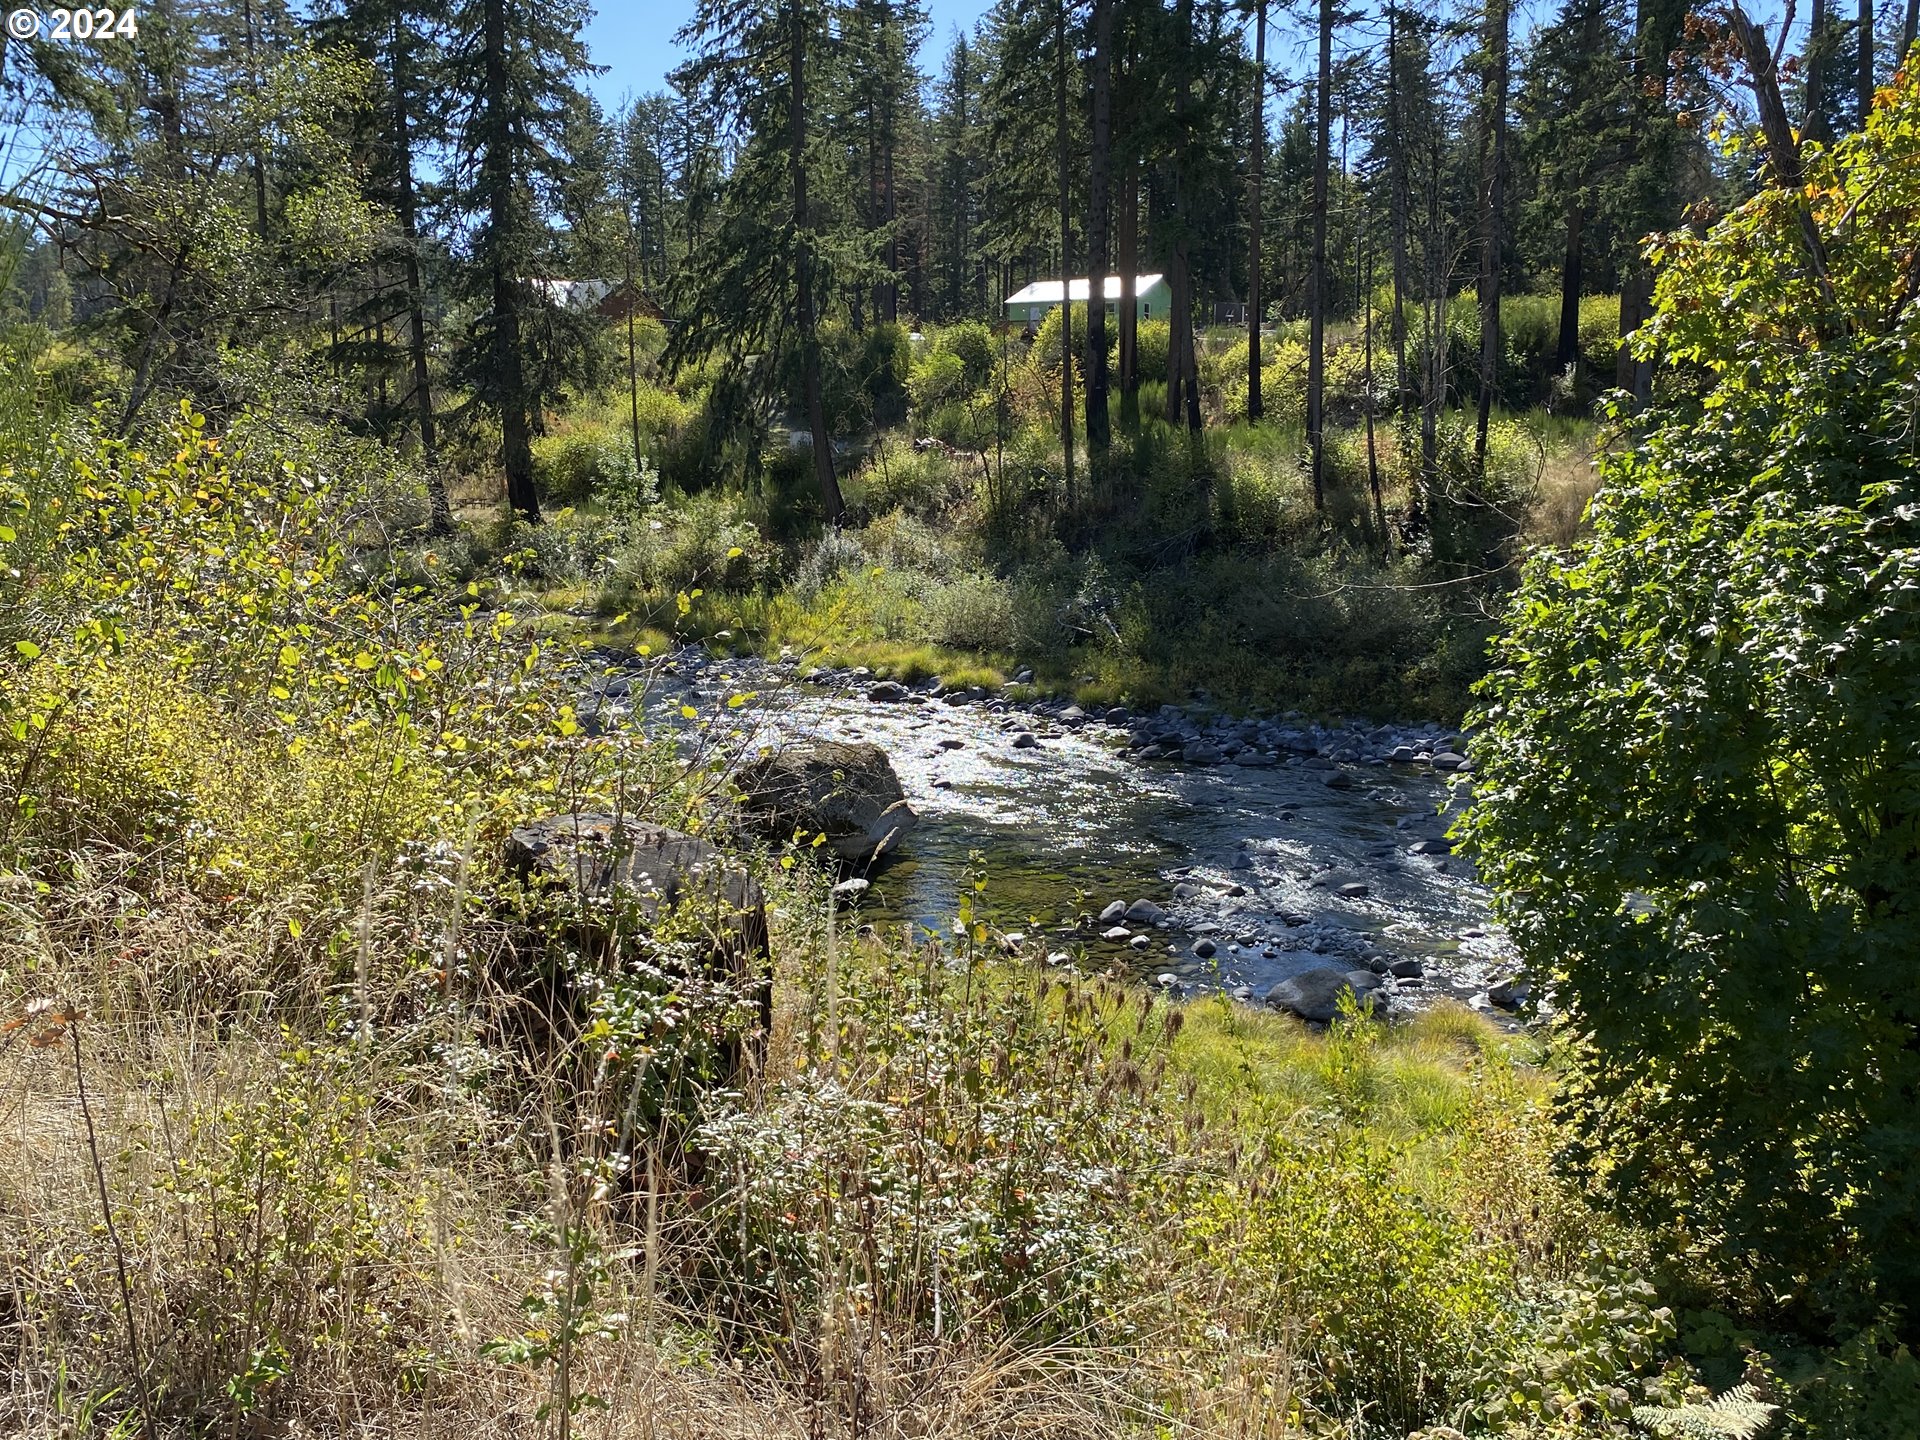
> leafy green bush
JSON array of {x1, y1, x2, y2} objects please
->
[{"x1": 1464, "y1": 77, "x2": 1920, "y2": 1321}]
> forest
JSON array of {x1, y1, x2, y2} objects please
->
[{"x1": 0, "y1": 0, "x2": 1918, "y2": 1436}]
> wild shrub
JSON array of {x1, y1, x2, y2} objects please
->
[{"x1": 1465, "y1": 71, "x2": 1920, "y2": 1323}]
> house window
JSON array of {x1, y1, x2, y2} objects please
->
[{"x1": 1143, "y1": 303, "x2": 1151, "y2": 318}]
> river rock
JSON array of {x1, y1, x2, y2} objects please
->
[
  {"x1": 1388, "y1": 957, "x2": 1425, "y2": 979},
  {"x1": 1099, "y1": 900, "x2": 1127, "y2": 923},
  {"x1": 1172, "y1": 881, "x2": 1200, "y2": 900},
  {"x1": 1192, "y1": 937, "x2": 1217, "y2": 959},
  {"x1": 1409, "y1": 838, "x2": 1452, "y2": 855},
  {"x1": 1263, "y1": 966, "x2": 1383, "y2": 1022},
  {"x1": 937, "y1": 737, "x2": 965, "y2": 750},
  {"x1": 1488, "y1": 975, "x2": 1532, "y2": 1009},
  {"x1": 1183, "y1": 739, "x2": 1223, "y2": 765},
  {"x1": 1102, "y1": 925, "x2": 1132, "y2": 941},
  {"x1": 1012, "y1": 731, "x2": 1038, "y2": 749},
  {"x1": 868, "y1": 680, "x2": 910, "y2": 702},
  {"x1": 1323, "y1": 770, "x2": 1356, "y2": 790},
  {"x1": 733, "y1": 739, "x2": 918, "y2": 865},
  {"x1": 1336, "y1": 882, "x2": 1371, "y2": 899},
  {"x1": 1431, "y1": 750, "x2": 1467, "y2": 771},
  {"x1": 1124, "y1": 899, "x2": 1167, "y2": 924}
]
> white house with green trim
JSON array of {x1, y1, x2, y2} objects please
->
[{"x1": 1004, "y1": 273, "x2": 1170, "y2": 328}]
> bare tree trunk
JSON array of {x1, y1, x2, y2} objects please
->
[
  {"x1": 1307, "y1": 0, "x2": 1332, "y2": 510},
  {"x1": 1905, "y1": 0, "x2": 1918, "y2": 60},
  {"x1": 1473, "y1": 0, "x2": 1508, "y2": 481},
  {"x1": 1364, "y1": 217, "x2": 1386, "y2": 554},
  {"x1": 1556, "y1": 199, "x2": 1583, "y2": 375},
  {"x1": 1248, "y1": 0, "x2": 1266, "y2": 424},
  {"x1": 790, "y1": 2, "x2": 845, "y2": 522},
  {"x1": 482, "y1": 0, "x2": 538, "y2": 523},
  {"x1": 1387, "y1": 1, "x2": 1412, "y2": 409},
  {"x1": 1164, "y1": 0, "x2": 1200, "y2": 432},
  {"x1": 1860, "y1": 0, "x2": 1876, "y2": 128},
  {"x1": 1729, "y1": 2, "x2": 1835, "y2": 302},
  {"x1": 1418, "y1": 132, "x2": 1444, "y2": 529},
  {"x1": 392, "y1": 11, "x2": 448, "y2": 532},
  {"x1": 1808, "y1": 0, "x2": 1831, "y2": 141},
  {"x1": 1056, "y1": 0, "x2": 1075, "y2": 493},
  {"x1": 1119, "y1": 153, "x2": 1140, "y2": 429},
  {"x1": 1086, "y1": 0, "x2": 1114, "y2": 457}
]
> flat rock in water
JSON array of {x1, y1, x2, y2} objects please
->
[
  {"x1": 1102, "y1": 925, "x2": 1133, "y2": 941},
  {"x1": 1263, "y1": 966, "x2": 1383, "y2": 1023},
  {"x1": 868, "y1": 680, "x2": 910, "y2": 702},
  {"x1": 1431, "y1": 750, "x2": 1467, "y2": 770},
  {"x1": 733, "y1": 739, "x2": 918, "y2": 865},
  {"x1": 1488, "y1": 975, "x2": 1532, "y2": 1009},
  {"x1": 1323, "y1": 770, "x2": 1356, "y2": 790},
  {"x1": 1336, "y1": 882, "x2": 1371, "y2": 899},
  {"x1": 1011, "y1": 732, "x2": 1039, "y2": 749}
]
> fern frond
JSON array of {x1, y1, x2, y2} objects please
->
[{"x1": 1631, "y1": 1383, "x2": 1779, "y2": 1440}]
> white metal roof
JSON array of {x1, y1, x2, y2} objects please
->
[{"x1": 1005, "y1": 274, "x2": 1166, "y2": 306}]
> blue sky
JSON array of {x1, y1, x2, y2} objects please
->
[{"x1": 579, "y1": 0, "x2": 1000, "y2": 113}]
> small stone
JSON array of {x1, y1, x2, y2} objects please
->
[
  {"x1": 1389, "y1": 957, "x2": 1425, "y2": 979},
  {"x1": 1183, "y1": 739, "x2": 1223, "y2": 765},
  {"x1": 1059, "y1": 705, "x2": 1087, "y2": 725},
  {"x1": 1131, "y1": 935, "x2": 1152, "y2": 950},
  {"x1": 1323, "y1": 770, "x2": 1356, "y2": 790},
  {"x1": 1172, "y1": 881, "x2": 1200, "y2": 900},
  {"x1": 1431, "y1": 750, "x2": 1467, "y2": 770},
  {"x1": 1156, "y1": 972, "x2": 1180, "y2": 988},
  {"x1": 1226, "y1": 883, "x2": 1247, "y2": 897},
  {"x1": 937, "y1": 737, "x2": 965, "y2": 750},
  {"x1": 1046, "y1": 951, "x2": 1071, "y2": 966},
  {"x1": 1099, "y1": 900, "x2": 1127, "y2": 923},
  {"x1": 1336, "y1": 882, "x2": 1370, "y2": 899},
  {"x1": 1124, "y1": 899, "x2": 1167, "y2": 924},
  {"x1": 1231, "y1": 852, "x2": 1254, "y2": 870},
  {"x1": 868, "y1": 680, "x2": 910, "y2": 702},
  {"x1": 931, "y1": 778, "x2": 954, "y2": 789},
  {"x1": 1409, "y1": 838, "x2": 1453, "y2": 855},
  {"x1": 1488, "y1": 975, "x2": 1532, "y2": 1009},
  {"x1": 1105, "y1": 707, "x2": 1130, "y2": 724},
  {"x1": 831, "y1": 878, "x2": 871, "y2": 899},
  {"x1": 1102, "y1": 926, "x2": 1133, "y2": 942},
  {"x1": 1012, "y1": 732, "x2": 1039, "y2": 749},
  {"x1": 1192, "y1": 938, "x2": 1217, "y2": 959}
]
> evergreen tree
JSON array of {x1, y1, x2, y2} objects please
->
[{"x1": 443, "y1": 0, "x2": 596, "y2": 522}]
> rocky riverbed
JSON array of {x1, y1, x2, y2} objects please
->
[{"x1": 579, "y1": 648, "x2": 1524, "y2": 1021}]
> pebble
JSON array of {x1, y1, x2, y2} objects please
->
[
  {"x1": 1102, "y1": 926, "x2": 1132, "y2": 941},
  {"x1": 1130, "y1": 935, "x2": 1151, "y2": 949}
]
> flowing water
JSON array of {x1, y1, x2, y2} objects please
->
[{"x1": 603, "y1": 653, "x2": 1515, "y2": 1007}]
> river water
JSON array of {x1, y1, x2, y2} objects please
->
[{"x1": 602, "y1": 653, "x2": 1516, "y2": 1008}]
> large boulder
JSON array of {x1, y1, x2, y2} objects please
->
[
  {"x1": 733, "y1": 738, "x2": 918, "y2": 865},
  {"x1": 503, "y1": 814, "x2": 772, "y2": 1075},
  {"x1": 1263, "y1": 966, "x2": 1383, "y2": 1023}
]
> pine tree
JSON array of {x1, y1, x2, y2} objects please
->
[
  {"x1": 670, "y1": 0, "x2": 849, "y2": 522},
  {"x1": 443, "y1": 0, "x2": 596, "y2": 522}
]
